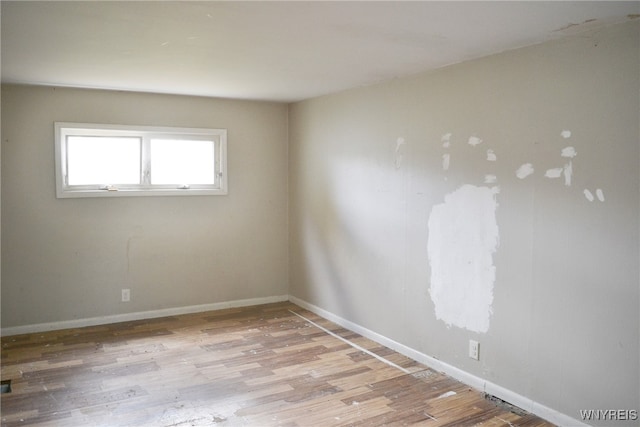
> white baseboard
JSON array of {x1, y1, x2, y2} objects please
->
[
  {"x1": 1, "y1": 295, "x2": 289, "y2": 337},
  {"x1": 288, "y1": 295, "x2": 589, "y2": 427}
]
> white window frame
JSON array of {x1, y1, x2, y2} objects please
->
[{"x1": 54, "y1": 122, "x2": 227, "y2": 198}]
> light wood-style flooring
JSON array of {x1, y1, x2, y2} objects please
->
[{"x1": 1, "y1": 302, "x2": 554, "y2": 426}]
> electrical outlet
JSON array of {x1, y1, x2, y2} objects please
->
[
  {"x1": 121, "y1": 288, "x2": 130, "y2": 302},
  {"x1": 469, "y1": 340, "x2": 480, "y2": 360}
]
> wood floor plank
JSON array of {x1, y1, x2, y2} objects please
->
[{"x1": 1, "y1": 302, "x2": 555, "y2": 426}]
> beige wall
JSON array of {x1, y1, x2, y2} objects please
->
[
  {"x1": 289, "y1": 21, "x2": 639, "y2": 426},
  {"x1": 1, "y1": 19, "x2": 638, "y2": 427},
  {"x1": 1, "y1": 85, "x2": 289, "y2": 327}
]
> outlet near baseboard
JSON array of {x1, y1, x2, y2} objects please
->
[
  {"x1": 121, "y1": 288, "x2": 130, "y2": 302},
  {"x1": 469, "y1": 340, "x2": 480, "y2": 360}
]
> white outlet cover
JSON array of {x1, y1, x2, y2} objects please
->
[{"x1": 469, "y1": 340, "x2": 480, "y2": 360}]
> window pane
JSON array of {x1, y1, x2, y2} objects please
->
[
  {"x1": 150, "y1": 139, "x2": 215, "y2": 185},
  {"x1": 67, "y1": 136, "x2": 141, "y2": 185}
]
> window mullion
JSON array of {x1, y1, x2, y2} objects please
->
[{"x1": 141, "y1": 136, "x2": 151, "y2": 185}]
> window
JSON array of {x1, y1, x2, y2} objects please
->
[{"x1": 55, "y1": 123, "x2": 227, "y2": 198}]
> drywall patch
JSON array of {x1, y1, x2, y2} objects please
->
[
  {"x1": 484, "y1": 174, "x2": 497, "y2": 184},
  {"x1": 516, "y1": 163, "x2": 534, "y2": 179},
  {"x1": 442, "y1": 153, "x2": 451, "y2": 171},
  {"x1": 428, "y1": 185, "x2": 499, "y2": 334},
  {"x1": 468, "y1": 136, "x2": 483, "y2": 147},
  {"x1": 561, "y1": 146, "x2": 577, "y2": 158},
  {"x1": 563, "y1": 161, "x2": 573, "y2": 186},
  {"x1": 441, "y1": 133, "x2": 452, "y2": 148},
  {"x1": 545, "y1": 168, "x2": 563, "y2": 179},
  {"x1": 395, "y1": 137, "x2": 405, "y2": 169},
  {"x1": 584, "y1": 188, "x2": 605, "y2": 202}
]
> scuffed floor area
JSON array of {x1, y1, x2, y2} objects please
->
[{"x1": 1, "y1": 302, "x2": 554, "y2": 426}]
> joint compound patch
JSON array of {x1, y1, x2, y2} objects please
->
[
  {"x1": 427, "y1": 185, "x2": 499, "y2": 333},
  {"x1": 442, "y1": 153, "x2": 451, "y2": 171},
  {"x1": 395, "y1": 137, "x2": 405, "y2": 169},
  {"x1": 468, "y1": 136, "x2": 483, "y2": 147},
  {"x1": 516, "y1": 163, "x2": 534, "y2": 179}
]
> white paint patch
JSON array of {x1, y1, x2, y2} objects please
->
[
  {"x1": 395, "y1": 137, "x2": 405, "y2": 169},
  {"x1": 484, "y1": 174, "x2": 497, "y2": 184},
  {"x1": 442, "y1": 153, "x2": 450, "y2": 171},
  {"x1": 596, "y1": 188, "x2": 605, "y2": 202},
  {"x1": 468, "y1": 136, "x2": 483, "y2": 147},
  {"x1": 561, "y1": 130, "x2": 572, "y2": 139},
  {"x1": 428, "y1": 185, "x2": 499, "y2": 334},
  {"x1": 441, "y1": 133, "x2": 452, "y2": 148},
  {"x1": 516, "y1": 163, "x2": 534, "y2": 179},
  {"x1": 563, "y1": 161, "x2": 573, "y2": 186},
  {"x1": 544, "y1": 168, "x2": 563, "y2": 178},
  {"x1": 584, "y1": 189, "x2": 595, "y2": 202},
  {"x1": 437, "y1": 391, "x2": 457, "y2": 399},
  {"x1": 486, "y1": 149, "x2": 497, "y2": 162},
  {"x1": 561, "y1": 146, "x2": 577, "y2": 158}
]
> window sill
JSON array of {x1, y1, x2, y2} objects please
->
[{"x1": 56, "y1": 188, "x2": 228, "y2": 198}]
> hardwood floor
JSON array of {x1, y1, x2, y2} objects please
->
[{"x1": 1, "y1": 302, "x2": 554, "y2": 426}]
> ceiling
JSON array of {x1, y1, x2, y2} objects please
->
[{"x1": 2, "y1": 1, "x2": 638, "y2": 103}]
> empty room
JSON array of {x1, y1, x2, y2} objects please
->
[{"x1": 1, "y1": 1, "x2": 638, "y2": 426}]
